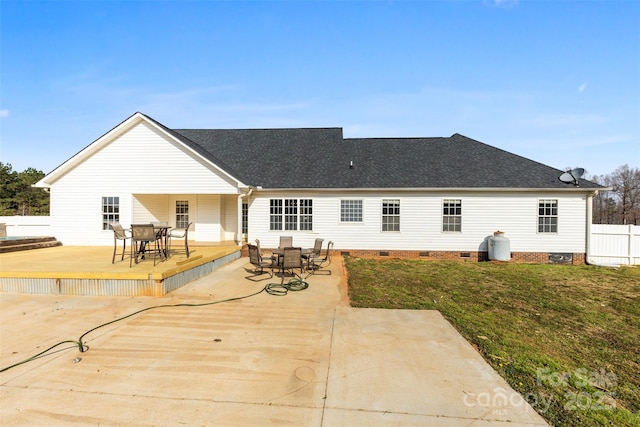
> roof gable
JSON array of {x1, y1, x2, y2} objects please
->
[{"x1": 35, "y1": 112, "x2": 245, "y2": 188}]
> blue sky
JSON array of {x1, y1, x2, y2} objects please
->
[{"x1": 1, "y1": 0, "x2": 638, "y2": 178}]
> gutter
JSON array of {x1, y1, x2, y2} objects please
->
[{"x1": 585, "y1": 192, "x2": 620, "y2": 268}]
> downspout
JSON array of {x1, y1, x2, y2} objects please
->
[{"x1": 585, "y1": 191, "x2": 620, "y2": 268}]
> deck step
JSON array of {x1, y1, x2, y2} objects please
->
[{"x1": 0, "y1": 237, "x2": 62, "y2": 253}]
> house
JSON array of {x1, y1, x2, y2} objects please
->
[{"x1": 35, "y1": 112, "x2": 603, "y2": 264}]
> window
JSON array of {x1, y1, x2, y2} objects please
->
[
  {"x1": 341, "y1": 200, "x2": 363, "y2": 222},
  {"x1": 382, "y1": 199, "x2": 400, "y2": 232},
  {"x1": 538, "y1": 199, "x2": 558, "y2": 233},
  {"x1": 176, "y1": 200, "x2": 189, "y2": 229},
  {"x1": 102, "y1": 196, "x2": 119, "y2": 230},
  {"x1": 299, "y1": 199, "x2": 313, "y2": 231},
  {"x1": 242, "y1": 202, "x2": 248, "y2": 234},
  {"x1": 270, "y1": 198, "x2": 312, "y2": 231},
  {"x1": 284, "y1": 199, "x2": 298, "y2": 230},
  {"x1": 270, "y1": 199, "x2": 283, "y2": 230},
  {"x1": 442, "y1": 199, "x2": 462, "y2": 232}
]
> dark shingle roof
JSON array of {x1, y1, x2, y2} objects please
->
[{"x1": 170, "y1": 126, "x2": 601, "y2": 190}]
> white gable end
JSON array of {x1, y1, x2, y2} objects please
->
[
  {"x1": 57, "y1": 121, "x2": 239, "y2": 194},
  {"x1": 47, "y1": 120, "x2": 243, "y2": 245}
]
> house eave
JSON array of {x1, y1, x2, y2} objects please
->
[{"x1": 250, "y1": 186, "x2": 605, "y2": 193}]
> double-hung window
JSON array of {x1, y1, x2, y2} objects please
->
[
  {"x1": 176, "y1": 200, "x2": 189, "y2": 229},
  {"x1": 102, "y1": 196, "x2": 119, "y2": 230},
  {"x1": 442, "y1": 199, "x2": 462, "y2": 232},
  {"x1": 382, "y1": 199, "x2": 400, "y2": 232},
  {"x1": 341, "y1": 200, "x2": 363, "y2": 222},
  {"x1": 270, "y1": 198, "x2": 312, "y2": 231},
  {"x1": 538, "y1": 199, "x2": 558, "y2": 233}
]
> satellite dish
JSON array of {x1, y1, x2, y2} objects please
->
[{"x1": 558, "y1": 168, "x2": 585, "y2": 186}]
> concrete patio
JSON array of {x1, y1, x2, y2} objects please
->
[{"x1": 1, "y1": 255, "x2": 548, "y2": 426}]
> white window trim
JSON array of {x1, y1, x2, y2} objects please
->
[
  {"x1": 442, "y1": 198, "x2": 462, "y2": 233},
  {"x1": 537, "y1": 199, "x2": 559, "y2": 234},
  {"x1": 340, "y1": 199, "x2": 364, "y2": 223},
  {"x1": 381, "y1": 199, "x2": 400, "y2": 232}
]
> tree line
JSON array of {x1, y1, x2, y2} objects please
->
[
  {"x1": 590, "y1": 164, "x2": 640, "y2": 225},
  {"x1": 0, "y1": 162, "x2": 49, "y2": 215},
  {"x1": 1, "y1": 161, "x2": 638, "y2": 224}
]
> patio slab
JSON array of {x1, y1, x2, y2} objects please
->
[{"x1": 0, "y1": 257, "x2": 548, "y2": 426}]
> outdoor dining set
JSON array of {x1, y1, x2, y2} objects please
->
[
  {"x1": 110, "y1": 222, "x2": 192, "y2": 267},
  {"x1": 248, "y1": 236, "x2": 334, "y2": 281}
]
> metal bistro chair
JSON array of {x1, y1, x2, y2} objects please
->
[
  {"x1": 130, "y1": 224, "x2": 163, "y2": 267},
  {"x1": 280, "y1": 247, "x2": 303, "y2": 283},
  {"x1": 247, "y1": 243, "x2": 274, "y2": 279},
  {"x1": 110, "y1": 222, "x2": 130, "y2": 264},
  {"x1": 169, "y1": 222, "x2": 192, "y2": 258},
  {"x1": 307, "y1": 241, "x2": 333, "y2": 275},
  {"x1": 302, "y1": 238, "x2": 324, "y2": 269}
]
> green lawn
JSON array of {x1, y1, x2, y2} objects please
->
[{"x1": 345, "y1": 258, "x2": 640, "y2": 427}]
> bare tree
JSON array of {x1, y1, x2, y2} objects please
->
[
  {"x1": 591, "y1": 165, "x2": 640, "y2": 225},
  {"x1": 610, "y1": 165, "x2": 640, "y2": 225}
]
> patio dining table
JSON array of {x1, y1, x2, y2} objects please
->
[
  {"x1": 135, "y1": 224, "x2": 172, "y2": 260},
  {"x1": 272, "y1": 247, "x2": 313, "y2": 268}
]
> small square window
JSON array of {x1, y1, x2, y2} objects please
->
[{"x1": 341, "y1": 200, "x2": 363, "y2": 222}]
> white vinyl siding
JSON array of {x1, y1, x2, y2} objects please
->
[
  {"x1": 48, "y1": 122, "x2": 240, "y2": 245},
  {"x1": 246, "y1": 191, "x2": 588, "y2": 253}
]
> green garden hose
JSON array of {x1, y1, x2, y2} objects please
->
[{"x1": 1, "y1": 277, "x2": 309, "y2": 373}]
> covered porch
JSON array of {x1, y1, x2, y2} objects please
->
[{"x1": 130, "y1": 193, "x2": 244, "y2": 245}]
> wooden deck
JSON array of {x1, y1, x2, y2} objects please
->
[{"x1": 0, "y1": 243, "x2": 241, "y2": 296}]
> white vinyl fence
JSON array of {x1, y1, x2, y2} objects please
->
[
  {"x1": 0, "y1": 216, "x2": 52, "y2": 237},
  {"x1": 590, "y1": 224, "x2": 640, "y2": 266}
]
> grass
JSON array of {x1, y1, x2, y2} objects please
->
[{"x1": 345, "y1": 258, "x2": 640, "y2": 427}]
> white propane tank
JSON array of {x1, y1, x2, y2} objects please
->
[{"x1": 488, "y1": 231, "x2": 511, "y2": 261}]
